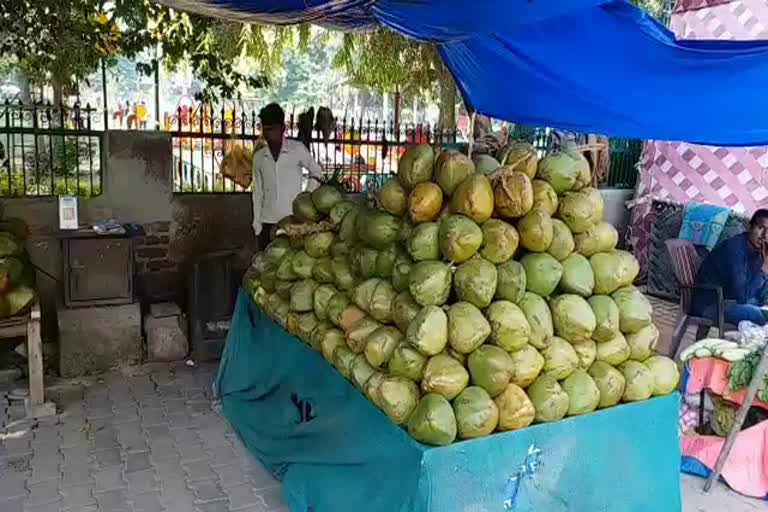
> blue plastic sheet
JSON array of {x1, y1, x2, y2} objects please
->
[
  {"x1": 159, "y1": 0, "x2": 768, "y2": 145},
  {"x1": 217, "y1": 289, "x2": 682, "y2": 512}
]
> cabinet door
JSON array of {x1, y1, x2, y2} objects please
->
[{"x1": 68, "y1": 238, "x2": 132, "y2": 303}]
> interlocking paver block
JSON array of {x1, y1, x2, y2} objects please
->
[
  {"x1": 93, "y1": 465, "x2": 126, "y2": 492},
  {"x1": 257, "y1": 487, "x2": 286, "y2": 510},
  {"x1": 226, "y1": 484, "x2": 263, "y2": 511},
  {"x1": 60, "y1": 483, "x2": 96, "y2": 509},
  {"x1": 183, "y1": 460, "x2": 216, "y2": 482},
  {"x1": 126, "y1": 451, "x2": 152, "y2": 473},
  {"x1": 28, "y1": 455, "x2": 60, "y2": 484},
  {"x1": 246, "y1": 465, "x2": 280, "y2": 491},
  {"x1": 61, "y1": 461, "x2": 93, "y2": 486},
  {"x1": 191, "y1": 480, "x2": 226, "y2": 504},
  {"x1": 178, "y1": 442, "x2": 207, "y2": 463},
  {"x1": 1, "y1": 497, "x2": 23, "y2": 512},
  {"x1": 207, "y1": 446, "x2": 236, "y2": 468},
  {"x1": 130, "y1": 490, "x2": 165, "y2": 512},
  {"x1": 171, "y1": 428, "x2": 200, "y2": 444},
  {"x1": 194, "y1": 500, "x2": 231, "y2": 512},
  {"x1": 94, "y1": 489, "x2": 130, "y2": 512},
  {"x1": 26, "y1": 480, "x2": 60, "y2": 507},
  {"x1": 93, "y1": 447, "x2": 123, "y2": 468},
  {"x1": 126, "y1": 469, "x2": 158, "y2": 494},
  {"x1": 0, "y1": 471, "x2": 27, "y2": 501},
  {"x1": 213, "y1": 465, "x2": 248, "y2": 488},
  {"x1": 148, "y1": 439, "x2": 179, "y2": 460}
]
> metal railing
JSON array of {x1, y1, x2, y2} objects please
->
[
  {"x1": 0, "y1": 101, "x2": 103, "y2": 197},
  {"x1": 170, "y1": 105, "x2": 462, "y2": 194}
]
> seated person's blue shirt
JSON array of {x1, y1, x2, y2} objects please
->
[{"x1": 692, "y1": 232, "x2": 768, "y2": 325}]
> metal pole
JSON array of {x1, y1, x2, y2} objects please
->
[
  {"x1": 154, "y1": 45, "x2": 160, "y2": 130},
  {"x1": 101, "y1": 59, "x2": 108, "y2": 130}
]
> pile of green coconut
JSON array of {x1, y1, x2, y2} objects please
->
[{"x1": 243, "y1": 142, "x2": 679, "y2": 446}]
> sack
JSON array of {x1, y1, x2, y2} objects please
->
[{"x1": 221, "y1": 143, "x2": 254, "y2": 188}]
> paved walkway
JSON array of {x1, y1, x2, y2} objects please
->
[
  {"x1": 1, "y1": 360, "x2": 765, "y2": 512},
  {"x1": 0, "y1": 362, "x2": 286, "y2": 512}
]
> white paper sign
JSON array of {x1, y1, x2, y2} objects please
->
[{"x1": 58, "y1": 195, "x2": 79, "y2": 230}]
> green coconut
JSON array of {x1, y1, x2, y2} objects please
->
[
  {"x1": 490, "y1": 167, "x2": 534, "y2": 218},
  {"x1": 588, "y1": 295, "x2": 621, "y2": 342},
  {"x1": 517, "y1": 209, "x2": 554, "y2": 252},
  {"x1": 596, "y1": 333, "x2": 631, "y2": 366},
  {"x1": 331, "y1": 240, "x2": 353, "y2": 258},
  {"x1": 439, "y1": 215, "x2": 483, "y2": 263},
  {"x1": 320, "y1": 328, "x2": 346, "y2": 362},
  {"x1": 561, "y1": 369, "x2": 600, "y2": 415},
  {"x1": 644, "y1": 355, "x2": 680, "y2": 396},
  {"x1": 573, "y1": 339, "x2": 597, "y2": 370},
  {"x1": 591, "y1": 250, "x2": 640, "y2": 295},
  {"x1": 398, "y1": 144, "x2": 435, "y2": 189},
  {"x1": 331, "y1": 255, "x2": 356, "y2": 291},
  {"x1": 447, "y1": 302, "x2": 491, "y2": 354},
  {"x1": 292, "y1": 251, "x2": 317, "y2": 279},
  {"x1": 521, "y1": 252, "x2": 562, "y2": 297},
  {"x1": 409, "y1": 261, "x2": 452, "y2": 306},
  {"x1": 575, "y1": 222, "x2": 619, "y2": 257},
  {"x1": 551, "y1": 294, "x2": 596, "y2": 343},
  {"x1": 393, "y1": 291, "x2": 421, "y2": 333},
  {"x1": 313, "y1": 284, "x2": 338, "y2": 321},
  {"x1": 292, "y1": 191, "x2": 319, "y2": 221},
  {"x1": 378, "y1": 177, "x2": 408, "y2": 216},
  {"x1": 472, "y1": 153, "x2": 501, "y2": 175},
  {"x1": 451, "y1": 174, "x2": 495, "y2": 223},
  {"x1": 408, "y1": 182, "x2": 443, "y2": 223},
  {"x1": 547, "y1": 219, "x2": 575, "y2": 262},
  {"x1": 536, "y1": 148, "x2": 591, "y2": 194},
  {"x1": 311, "y1": 185, "x2": 343, "y2": 214},
  {"x1": 375, "y1": 245, "x2": 398, "y2": 278},
  {"x1": 339, "y1": 208, "x2": 359, "y2": 242},
  {"x1": 468, "y1": 345, "x2": 515, "y2": 398},
  {"x1": 407, "y1": 222, "x2": 441, "y2": 261},
  {"x1": 495, "y1": 259, "x2": 527, "y2": 303},
  {"x1": 333, "y1": 345, "x2": 357, "y2": 378},
  {"x1": 453, "y1": 386, "x2": 499, "y2": 439},
  {"x1": 276, "y1": 280, "x2": 294, "y2": 300},
  {"x1": 486, "y1": 300, "x2": 530, "y2": 352},
  {"x1": 558, "y1": 188, "x2": 604, "y2": 234},
  {"x1": 329, "y1": 200, "x2": 357, "y2": 227},
  {"x1": 612, "y1": 286, "x2": 653, "y2": 334},
  {"x1": 378, "y1": 376, "x2": 420, "y2": 425},
  {"x1": 312, "y1": 257, "x2": 335, "y2": 284},
  {"x1": 389, "y1": 343, "x2": 428, "y2": 381},
  {"x1": 560, "y1": 253, "x2": 595, "y2": 297},
  {"x1": 391, "y1": 253, "x2": 413, "y2": 293},
  {"x1": 346, "y1": 316, "x2": 381, "y2": 354},
  {"x1": 326, "y1": 292, "x2": 350, "y2": 326},
  {"x1": 364, "y1": 372, "x2": 386, "y2": 407},
  {"x1": 531, "y1": 179, "x2": 559, "y2": 216},
  {"x1": 620, "y1": 360, "x2": 654, "y2": 402},
  {"x1": 407, "y1": 394, "x2": 458, "y2": 446},
  {"x1": 406, "y1": 306, "x2": 448, "y2": 356},
  {"x1": 357, "y1": 209, "x2": 401, "y2": 250},
  {"x1": 454, "y1": 256, "x2": 498, "y2": 309},
  {"x1": 509, "y1": 344, "x2": 545, "y2": 388},
  {"x1": 435, "y1": 149, "x2": 475, "y2": 196},
  {"x1": 495, "y1": 383, "x2": 536, "y2": 431},
  {"x1": 290, "y1": 279, "x2": 318, "y2": 313},
  {"x1": 541, "y1": 336, "x2": 579, "y2": 380},
  {"x1": 350, "y1": 354, "x2": 377, "y2": 390},
  {"x1": 421, "y1": 354, "x2": 470, "y2": 400},
  {"x1": 499, "y1": 141, "x2": 538, "y2": 179},
  {"x1": 480, "y1": 219, "x2": 518, "y2": 264},
  {"x1": 519, "y1": 292, "x2": 554, "y2": 350},
  {"x1": 626, "y1": 324, "x2": 660, "y2": 361},
  {"x1": 587, "y1": 361, "x2": 626, "y2": 408},
  {"x1": 527, "y1": 375, "x2": 569, "y2": 423}
]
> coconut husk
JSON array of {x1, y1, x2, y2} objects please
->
[
  {"x1": 277, "y1": 220, "x2": 335, "y2": 238},
  {"x1": 220, "y1": 143, "x2": 253, "y2": 188}
]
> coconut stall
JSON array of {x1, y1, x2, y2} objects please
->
[{"x1": 155, "y1": 0, "x2": 768, "y2": 510}]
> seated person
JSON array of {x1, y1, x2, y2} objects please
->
[{"x1": 692, "y1": 209, "x2": 768, "y2": 326}]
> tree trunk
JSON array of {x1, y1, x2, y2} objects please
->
[
  {"x1": 437, "y1": 59, "x2": 457, "y2": 138},
  {"x1": 15, "y1": 70, "x2": 31, "y2": 103}
]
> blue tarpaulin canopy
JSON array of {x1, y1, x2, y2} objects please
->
[{"x1": 158, "y1": 0, "x2": 768, "y2": 145}]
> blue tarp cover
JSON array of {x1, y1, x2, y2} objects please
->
[
  {"x1": 159, "y1": 0, "x2": 768, "y2": 146},
  {"x1": 216, "y1": 289, "x2": 682, "y2": 512}
]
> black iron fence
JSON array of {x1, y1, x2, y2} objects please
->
[
  {"x1": 0, "y1": 101, "x2": 103, "y2": 197},
  {"x1": 170, "y1": 105, "x2": 463, "y2": 194}
]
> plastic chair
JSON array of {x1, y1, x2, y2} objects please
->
[{"x1": 666, "y1": 238, "x2": 728, "y2": 358}]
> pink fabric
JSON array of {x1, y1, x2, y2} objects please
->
[
  {"x1": 682, "y1": 356, "x2": 768, "y2": 497},
  {"x1": 631, "y1": 1, "x2": 768, "y2": 274},
  {"x1": 685, "y1": 357, "x2": 768, "y2": 410},
  {"x1": 681, "y1": 422, "x2": 768, "y2": 498}
]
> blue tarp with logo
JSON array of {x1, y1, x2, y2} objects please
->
[
  {"x1": 159, "y1": 0, "x2": 768, "y2": 146},
  {"x1": 216, "y1": 289, "x2": 681, "y2": 512}
]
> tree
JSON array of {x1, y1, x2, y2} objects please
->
[{"x1": 332, "y1": 30, "x2": 458, "y2": 130}]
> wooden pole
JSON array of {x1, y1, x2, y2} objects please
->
[
  {"x1": 467, "y1": 111, "x2": 477, "y2": 159},
  {"x1": 704, "y1": 343, "x2": 768, "y2": 492},
  {"x1": 101, "y1": 59, "x2": 108, "y2": 130}
]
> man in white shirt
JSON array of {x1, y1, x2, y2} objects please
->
[{"x1": 252, "y1": 103, "x2": 324, "y2": 248}]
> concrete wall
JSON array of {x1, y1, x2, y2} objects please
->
[
  {"x1": 600, "y1": 188, "x2": 634, "y2": 245},
  {"x1": 2, "y1": 131, "x2": 256, "y2": 349}
]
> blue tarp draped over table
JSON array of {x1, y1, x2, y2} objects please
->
[
  {"x1": 216, "y1": 289, "x2": 682, "y2": 511},
  {"x1": 158, "y1": 0, "x2": 768, "y2": 146}
]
